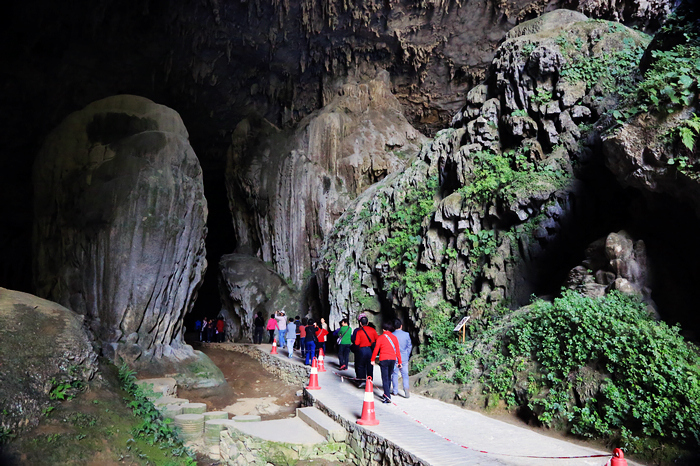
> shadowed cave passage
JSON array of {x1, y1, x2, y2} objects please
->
[{"x1": 187, "y1": 170, "x2": 235, "y2": 328}]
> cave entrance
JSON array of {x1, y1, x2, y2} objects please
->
[
  {"x1": 529, "y1": 159, "x2": 700, "y2": 342},
  {"x1": 186, "y1": 169, "x2": 235, "y2": 331}
]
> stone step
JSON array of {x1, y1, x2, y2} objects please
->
[
  {"x1": 137, "y1": 377, "x2": 177, "y2": 397},
  {"x1": 296, "y1": 406, "x2": 348, "y2": 442}
]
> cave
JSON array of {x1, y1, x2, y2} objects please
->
[{"x1": 2, "y1": 1, "x2": 700, "y2": 461}]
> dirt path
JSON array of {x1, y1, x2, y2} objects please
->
[{"x1": 182, "y1": 341, "x2": 302, "y2": 420}]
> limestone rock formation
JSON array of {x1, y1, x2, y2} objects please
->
[
  {"x1": 33, "y1": 95, "x2": 208, "y2": 365},
  {"x1": 0, "y1": 288, "x2": 98, "y2": 436},
  {"x1": 318, "y1": 11, "x2": 650, "y2": 336},
  {"x1": 219, "y1": 254, "x2": 301, "y2": 343},
  {"x1": 226, "y1": 70, "x2": 425, "y2": 288},
  {"x1": 565, "y1": 231, "x2": 654, "y2": 306}
]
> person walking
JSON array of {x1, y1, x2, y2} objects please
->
[
  {"x1": 206, "y1": 318, "x2": 215, "y2": 343},
  {"x1": 315, "y1": 320, "x2": 328, "y2": 357},
  {"x1": 337, "y1": 319, "x2": 352, "y2": 370},
  {"x1": 294, "y1": 316, "x2": 301, "y2": 350},
  {"x1": 216, "y1": 317, "x2": 225, "y2": 342},
  {"x1": 299, "y1": 318, "x2": 308, "y2": 360},
  {"x1": 304, "y1": 319, "x2": 319, "y2": 366},
  {"x1": 371, "y1": 321, "x2": 402, "y2": 403},
  {"x1": 391, "y1": 318, "x2": 413, "y2": 398},
  {"x1": 351, "y1": 314, "x2": 377, "y2": 387},
  {"x1": 253, "y1": 312, "x2": 265, "y2": 344},
  {"x1": 275, "y1": 311, "x2": 287, "y2": 347},
  {"x1": 266, "y1": 314, "x2": 277, "y2": 343},
  {"x1": 286, "y1": 317, "x2": 296, "y2": 358},
  {"x1": 199, "y1": 318, "x2": 207, "y2": 342},
  {"x1": 195, "y1": 319, "x2": 202, "y2": 340}
]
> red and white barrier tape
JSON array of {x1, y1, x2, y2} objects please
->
[{"x1": 331, "y1": 369, "x2": 612, "y2": 462}]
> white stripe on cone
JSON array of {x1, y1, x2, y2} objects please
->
[
  {"x1": 364, "y1": 391, "x2": 374, "y2": 402},
  {"x1": 311, "y1": 367, "x2": 318, "y2": 374}
]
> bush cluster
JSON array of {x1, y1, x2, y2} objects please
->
[{"x1": 490, "y1": 291, "x2": 700, "y2": 450}]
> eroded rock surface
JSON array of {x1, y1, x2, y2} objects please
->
[
  {"x1": 565, "y1": 230, "x2": 654, "y2": 304},
  {"x1": 219, "y1": 254, "x2": 300, "y2": 342},
  {"x1": 226, "y1": 71, "x2": 425, "y2": 288},
  {"x1": 318, "y1": 11, "x2": 650, "y2": 336},
  {"x1": 33, "y1": 95, "x2": 208, "y2": 365},
  {"x1": 0, "y1": 288, "x2": 98, "y2": 436}
]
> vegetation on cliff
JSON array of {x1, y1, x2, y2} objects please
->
[{"x1": 320, "y1": 6, "x2": 700, "y2": 460}]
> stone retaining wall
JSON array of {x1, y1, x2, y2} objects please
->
[
  {"x1": 220, "y1": 424, "x2": 354, "y2": 465},
  {"x1": 303, "y1": 392, "x2": 426, "y2": 466},
  {"x1": 215, "y1": 343, "x2": 310, "y2": 386}
]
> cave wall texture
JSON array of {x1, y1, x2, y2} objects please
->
[{"x1": 0, "y1": 0, "x2": 673, "y2": 292}]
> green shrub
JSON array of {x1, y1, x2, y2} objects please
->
[
  {"x1": 638, "y1": 21, "x2": 700, "y2": 112},
  {"x1": 118, "y1": 363, "x2": 196, "y2": 464},
  {"x1": 494, "y1": 291, "x2": 700, "y2": 450}
]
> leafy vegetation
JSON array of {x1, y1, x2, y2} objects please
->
[
  {"x1": 118, "y1": 363, "x2": 196, "y2": 464},
  {"x1": 486, "y1": 291, "x2": 700, "y2": 451},
  {"x1": 457, "y1": 149, "x2": 570, "y2": 206},
  {"x1": 637, "y1": 20, "x2": 700, "y2": 112}
]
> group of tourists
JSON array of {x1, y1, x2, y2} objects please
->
[
  {"x1": 349, "y1": 313, "x2": 412, "y2": 404},
  {"x1": 252, "y1": 310, "x2": 412, "y2": 404},
  {"x1": 195, "y1": 316, "x2": 226, "y2": 342}
]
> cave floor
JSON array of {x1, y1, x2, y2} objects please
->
[{"x1": 182, "y1": 341, "x2": 302, "y2": 420}]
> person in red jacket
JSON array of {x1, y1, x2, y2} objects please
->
[
  {"x1": 371, "y1": 321, "x2": 402, "y2": 403},
  {"x1": 315, "y1": 323, "x2": 329, "y2": 357},
  {"x1": 351, "y1": 314, "x2": 378, "y2": 387},
  {"x1": 216, "y1": 317, "x2": 225, "y2": 342}
]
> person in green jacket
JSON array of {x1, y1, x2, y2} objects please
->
[{"x1": 337, "y1": 318, "x2": 353, "y2": 370}]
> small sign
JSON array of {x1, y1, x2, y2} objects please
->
[{"x1": 453, "y1": 316, "x2": 470, "y2": 332}]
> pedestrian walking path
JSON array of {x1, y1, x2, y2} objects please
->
[{"x1": 260, "y1": 344, "x2": 641, "y2": 466}]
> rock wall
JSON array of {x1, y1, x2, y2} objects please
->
[
  {"x1": 226, "y1": 71, "x2": 425, "y2": 289},
  {"x1": 318, "y1": 11, "x2": 651, "y2": 335},
  {"x1": 33, "y1": 95, "x2": 208, "y2": 364},
  {"x1": 0, "y1": 288, "x2": 98, "y2": 436},
  {"x1": 218, "y1": 254, "x2": 301, "y2": 343}
]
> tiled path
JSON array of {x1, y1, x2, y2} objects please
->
[{"x1": 256, "y1": 344, "x2": 640, "y2": 465}]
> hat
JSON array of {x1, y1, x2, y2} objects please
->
[
  {"x1": 280, "y1": 311, "x2": 285, "y2": 315},
  {"x1": 357, "y1": 313, "x2": 367, "y2": 321}
]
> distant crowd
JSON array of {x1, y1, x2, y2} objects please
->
[{"x1": 194, "y1": 316, "x2": 226, "y2": 342}]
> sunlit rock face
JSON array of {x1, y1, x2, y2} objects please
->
[
  {"x1": 317, "y1": 10, "x2": 652, "y2": 333},
  {"x1": 33, "y1": 95, "x2": 207, "y2": 364},
  {"x1": 225, "y1": 70, "x2": 426, "y2": 289}
]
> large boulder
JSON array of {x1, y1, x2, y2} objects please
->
[
  {"x1": 218, "y1": 254, "x2": 301, "y2": 342},
  {"x1": 0, "y1": 288, "x2": 98, "y2": 436},
  {"x1": 33, "y1": 95, "x2": 208, "y2": 365},
  {"x1": 225, "y1": 70, "x2": 425, "y2": 289}
]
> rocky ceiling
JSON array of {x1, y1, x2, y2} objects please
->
[{"x1": 0, "y1": 0, "x2": 670, "y2": 292}]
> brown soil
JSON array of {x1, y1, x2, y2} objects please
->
[{"x1": 183, "y1": 341, "x2": 302, "y2": 420}]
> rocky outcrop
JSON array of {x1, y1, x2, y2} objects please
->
[
  {"x1": 0, "y1": 288, "x2": 98, "y2": 436},
  {"x1": 603, "y1": 107, "x2": 700, "y2": 214},
  {"x1": 318, "y1": 11, "x2": 650, "y2": 335},
  {"x1": 33, "y1": 95, "x2": 208, "y2": 365},
  {"x1": 565, "y1": 230, "x2": 655, "y2": 306},
  {"x1": 569, "y1": 0, "x2": 675, "y2": 28},
  {"x1": 219, "y1": 254, "x2": 301, "y2": 342},
  {"x1": 226, "y1": 70, "x2": 425, "y2": 288}
]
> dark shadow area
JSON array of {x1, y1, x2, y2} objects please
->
[{"x1": 186, "y1": 170, "x2": 235, "y2": 329}]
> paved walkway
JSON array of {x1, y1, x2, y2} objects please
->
[{"x1": 255, "y1": 344, "x2": 640, "y2": 465}]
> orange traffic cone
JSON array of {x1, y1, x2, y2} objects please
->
[
  {"x1": 270, "y1": 338, "x2": 278, "y2": 354},
  {"x1": 317, "y1": 348, "x2": 327, "y2": 372},
  {"x1": 306, "y1": 357, "x2": 321, "y2": 390},
  {"x1": 611, "y1": 448, "x2": 627, "y2": 466},
  {"x1": 356, "y1": 376, "x2": 379, "y2": 426}
]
